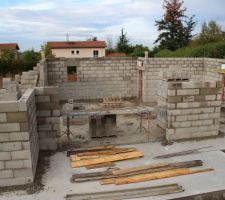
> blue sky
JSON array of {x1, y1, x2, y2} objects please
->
[{"x1": 0, "y1": 0, "x2": 225, "y2": 51}]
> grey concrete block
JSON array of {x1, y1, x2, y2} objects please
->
[
  {"x1": 0, "y1": 170, "x2": 13, "y2": 178},
  {"x1": 5, "y1": 160, "x2": 24, "y2": 169},
  {"x1": 2, "y1": 142, "x2": 22, "y2": 152},
  {"x1": 0, "y1": 123, "x2": 20, "y2": 133},
  {"x1": 11, "y1": 150, "x2": 31, "y2": 160}
]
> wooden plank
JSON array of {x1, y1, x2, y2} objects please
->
[
  {"x1": 100, "y1": 168, "x2": 213, "y2": 185},
  {"x1": 112, "y1": 160, "x2": 202, "y2": 176},
  {"x1": 67, "y1": 145, "x2": 114, "y2": 156},
  {"x1": 65, "y1": 183, "x2": 183, "y2": 200},
  {"x1": 70, "y1": 151, "x2": 144, "y2": 168},
  {"x1": 154, "y1": 146, "x2": 212, "y2": 159},
  {"x1": 76, "y1": 148, "x2": 136, "y2": 157},
  {"x1": 86, "y1": 162, "x2": 115, "y2": 169},
  {"x1": 112, "y1": 162, "x2": 167, "y2": 175}
]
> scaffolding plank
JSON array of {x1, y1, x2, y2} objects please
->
[{"x1": 70, "y1": 151, "x2": 144, "y2": 168}]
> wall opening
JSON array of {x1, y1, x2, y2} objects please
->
[{"x1": 67, "y1": 66, "x2": 77, "y2": 82}]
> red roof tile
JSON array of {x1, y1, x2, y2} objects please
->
[
  {"x1": 0, "y1": 43, "x2": 20, "y2": 50},
  {"x1": 106, "y1": 52, "x2": 127, "y2": 57},
  {"x1": 47, "y1": 41, "x2": 107, "y2": 49}
]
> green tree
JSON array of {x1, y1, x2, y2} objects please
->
[
  {"x1": 0, "y1": 49, "x2": 15, "y2": 62},
  {"x1": 21, "y1": 49, "x2": 40, "y2": 71},
  {"x1": 41, "y1": 43, "x2": 55, "y2": 58},
  {"x1": 129, "y1": 44, "x2": 150, "y2": 57},
  {"x1": 191, "y1": 21, "x2": 225, "y2": 46},
  {"x1": 155, "y1": 0, "x2": 196, "y2": 51},
  {"x1": 116, "y1": 28, "x2": 131, "y2": 53}
]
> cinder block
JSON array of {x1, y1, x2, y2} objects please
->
[
  {"x1": 46, "y1": 117, "x2": 60, "y2": 123},
  {"x1": 0, "y1": 170, "x2": 13, "y2": 178},
  {"x1": 35, "y1": 96, "x2": 50, "y2": 102},
  {"x1": 13, "y1": 168, "x2": 33, "y2": 178},
  {"x1": 0, "y1": 123, "x2": 20, "y2": 133},
  {"x1": 2, "y1": 142, "x2": 22, "y2": 152},
  {"x1": 0, "y1": 177, "x2": 26, "y2": 187},
  {"x1": 52, "y1": 110, "x2": 61, "y2": 117},
  {"x1": 183, "y1": 96, "x2": 194, "y2": 102},
  {"x1": 5, "y1": 160, "x2": 24, "y2": 169},
  {"x1": 0, "y1": 113, "x2": 7, "y2": 122},
  {"x1": 0, "y1": 102, "x2": 19, "y2": 112},
  {"x1": 0, "y1": 152, "x2": 11, "y2": 160},
  {"x1": 11, "y1": 150, "x2": 31, "y2": 160},
  {"x1": 23, "y1": 160, "x2": 32, "y2": 168},
  {"x1": 7, "y1": 112, "x2": 28, "y2": 123},
  {"x1": 167, "y1": 96, "x2": 182, "y2": 103},
  {"x1": 205, "y1": 95, "x2": 216, "y2": 101},
  {"x1": 0, "y1": 133, "x2": 10, "y2": 142},
  {"x1": 9, "y1": 132, "x2": 30, "y2": 141},
  {"x1": 0, "y1": 161, "x2": 4, "y2": 170},
  {"x1": 168, "y1": 90, "x2": 176, "y2": 96},
  {"x1": 177, "y1": 89, "x2": 199, "y2": 96},
  {"x1": 36, "y1": 110, "x2": 51, "y2": 117}
]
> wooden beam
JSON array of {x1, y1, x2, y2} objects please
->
[
  {"x1": 86, "y1": 162, "x2": 115, "y2": 169},
  {"x1": 76, "y1": 148, "x2": 136, "y2": 157},
  {"x1": 67, "y1": 145, "x2": 114, "y2": 156},
  {"x1": 71, "y1": 151, "x2": 144, "y2": 168},
  {"x1": 100, "y1": 168, "x2": 213, "y2": 185},
  {"x1": 112, "y1": 160, "x2": 202, "y2": 176}
]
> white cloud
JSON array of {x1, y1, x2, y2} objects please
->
[{"x1": 0, "y1": 0, "x2": 225, "y2": 51}]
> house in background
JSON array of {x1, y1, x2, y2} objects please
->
[
  {"x1": 0, "y1": 43, "x2": 20, "y2": 59},
  {"x1": 47, "y1": 41, "x2": 107, "y2": 58}
]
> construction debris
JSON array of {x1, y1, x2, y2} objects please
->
[
  {"x1": 71, "y1": 160, "x2": 203, "y2": 183},
  {"x1": 154, "y1": 146, "x2": 212, "y2": 159},
  {"x1": 65, "y1": 184, "x2": 184, "y2": 200}
]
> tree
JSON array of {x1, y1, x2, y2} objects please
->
[
  {"x1": 0, "y1": 49, "x2": 15, "y2": 62},
  {"x1": 106, "y1": 36, "x2": 114, "y2": 53},
  {"x1": 129, "y1": 44, "x2": 150, "y2": 57},
  {"x1": 41, "y1": 43, "x2": 55, "y2": 58},
  {"x1": 116, "y1": 28, "x2": 131, "y2": 53},
  {"x1": 87, "y1": 36, "x2": 98, "y2": 41},
  {"x1": 21, "y1": 49, "x2": 40, "y2": 71},
  {"x1": 191, "y1": 21, "x2": 225, "y2": 46},
  {"x1": 155, "y1": 0, "x2": 196, "y2": 51}
]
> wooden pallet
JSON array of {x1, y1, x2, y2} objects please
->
[{"x1": 103, "y1": 97, "x2": 122, "y2": 108}]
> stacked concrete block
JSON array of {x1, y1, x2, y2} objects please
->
[
  {"x1": 35, "y1": 86, "x2": 60, "y2": 150},
  {"x1": 20, "y1": 64, "x2": 40, "y2": 94},
  {"x1": 0, "y1": 89, "x2": 39, "y2": 187},
  {"x1": 0, "y1": 78, "x2": 21, "y2": 101},
  {"x1": 47, "y1": 57, "x2": 137, "y2": 101},
  {"x1": 157, "y1": 74, "x2": 222, "y2": 140},
  {"x1": 140, "y1": 58, "x2": 204, "y2": 103}
]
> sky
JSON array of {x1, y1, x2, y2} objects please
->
[{"x1": 0, "y1": 0, "x2": 225, "y2": 51}]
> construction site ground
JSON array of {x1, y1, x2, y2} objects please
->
[{"x1": 2, "y1": 137, "x2": 225, "y2": 200}]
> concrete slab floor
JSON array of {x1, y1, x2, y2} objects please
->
[{"x1": 3, "y1": 137, "x2": 225, "y2": 200}]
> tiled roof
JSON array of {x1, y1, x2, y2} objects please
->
[
  {"x1": 106, "y1": 52, "x2": 127, "y2": 57},
  {"x1": 47, "y1": 41, "x2": 107, "y2": 49},
  {"x1": 0, "y1": 43, "x2": 20, "y2": 50}
]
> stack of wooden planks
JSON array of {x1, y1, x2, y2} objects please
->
[
  {"x1": 69, "y1": 145, "x2": 144, "y2": 169},
  {"x1": 71, "y1": 160, "x2": 213, "y2": 185}
]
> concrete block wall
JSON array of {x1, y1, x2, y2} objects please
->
[
  {"x1": 35, "y1": 86, "x2": 61, "y2": 150},
  {"x1": 0, "y1": 89, "x2": 39, "y2": 187},
  {"x1": 139, "y1": 58, "x2": 204, "y2": 103},
  {"x1": 158, "y1": 78, "x2": 222, "y2": 140},
  {"x1": 47, "y1": 57, "x2": 137, "y2": 100},
  {"x1": 20, "y1": 65, "x2": 40, "y2": 94}
]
